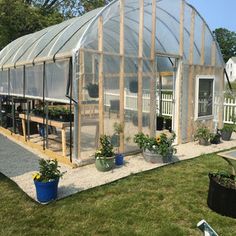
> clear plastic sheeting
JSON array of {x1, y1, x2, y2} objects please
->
[
  {"x1": 0, "y1": 70, "x2": 8, "y2": 94},
  {"x1": 25, "y1": 64, "x2": 43, "y2": 98},
  {"x1": 45, "y1": 60, "x2": 70, "y2": 102},
  {"x1": 9, "y1": 67, "x2": 23, "y2": 96}
]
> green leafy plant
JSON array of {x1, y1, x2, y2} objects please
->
[
  {"x1": 221, "y1": 124, "x2": 235, "y2": 132},
  {"x1": 33, "y1": 159, "x2": 65, "y2": 182},
  {"x1": 210, "y1": 171, "x2": 236, "y2": 190},
  {"x1": 95, "y1": 135, "x2": 115, "y2": 160},
  {"x1": 134, "y1": 132, "x2": 176, "y2": 157},
  {"x1": 86, "y1": 83, "x2": 99, "y2": 98},
  {"x1": 113, "y1": 122, "x2": 124, "y2": 135},
  {"x1": 194, "y1": 125, "x2": 213, "y2": 142}
]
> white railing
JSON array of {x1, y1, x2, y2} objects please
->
[
  {"x1": 104, "y1": 89, "x2": 173, "y2": 116},
  {"x1": 104, "y1": 90, "x2": 236, "y2": 124},
  {"x1": 223, "y1": 97, "x2": 236, "y2": 124}
]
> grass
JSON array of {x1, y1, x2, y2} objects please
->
[{"x1": 0, "y1": 154, "x2": 236, "y2": 235}]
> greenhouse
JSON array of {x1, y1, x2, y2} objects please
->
[{"x1": 0, "y1": 0, "x2": 225, "y2": 164}]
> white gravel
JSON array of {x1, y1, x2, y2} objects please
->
[{"x1": 0, "y1": 132, "x2": 236, "y2": 203}]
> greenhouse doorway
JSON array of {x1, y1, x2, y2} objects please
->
[{"x1": 155, "y1": 54, "x2": 179, "y2": 137}]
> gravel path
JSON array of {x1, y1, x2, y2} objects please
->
[{"x1": 0, "y1": 132, "x2": 236, "y2": 203}]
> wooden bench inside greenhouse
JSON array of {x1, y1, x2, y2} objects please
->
[{"x1": 19, "y1": 113, "x2": 99, "y2": 157}]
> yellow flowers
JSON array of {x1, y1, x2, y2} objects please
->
[
  {"x1": 156, "y1": 135, "x2": 161, "y2": 143},
  {"x1": 33, "y1": 173, "x2": 41, "y2": 180}
]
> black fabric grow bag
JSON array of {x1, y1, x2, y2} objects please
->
[{"x1": 207, "y1": 174, "x2": 236, "y2": 218}]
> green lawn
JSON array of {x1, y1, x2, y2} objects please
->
[{"x1": 0, "y1": 154, "x2": 236, "y2": 236}]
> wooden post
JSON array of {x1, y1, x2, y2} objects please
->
[
  {"x1": 150, "y1": 0, "x2": 157, "y2": 137},
  {"x1": 119, "y1": 0, "x2": 125, "y2": 152},
  {"x1": 187, "y1": 9, "x2": 195, "y2": 141},
  {"x1": 189, "y1": 9, "x2": 195, "y2": 65},
  {"x1": 201, "y1": 22, "x2": 205, "y2": 65},
  {"x1": 211, "y1": 41, "x2": 216, "y2": 66},
  {"x1": 179, "y1": 0, "x2": 185, "y2": 57},
  {"x1": 176, "y1": 0, "x2": 185, "y2": 143},
  {"x1": 78, "y1": 50, "x2": 84, "y2": 158},
  {"x1": 138, "y1": 0, "x2": 144, "y2": 132},
  {"x1": 98, "y1": 16, "x2": 104, "y2": 136}
]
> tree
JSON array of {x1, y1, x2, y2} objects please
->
[
  {"x1": 213, "y1": 28, "x2": 236, "y2": 62},
  {"x1": 0, "y1": 0, "x2": 63, "y2": 50},
  {"x1": 80, "y1": 0, "x2": 112, "y2": 12}
]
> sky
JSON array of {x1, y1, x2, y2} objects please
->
[{"x1": 186, "y1": 0, "x2": 236, "y2": 32}]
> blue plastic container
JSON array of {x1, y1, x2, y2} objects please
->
[
  {"x1": 115, "y1": 154, "x2": 124, "y2": 166},
  {"x1": 39, "y1": 127, "x2": 45, "y2": 137},
  {"x1": 34, "y1": 179, "x2": 59, "y2": 203}
]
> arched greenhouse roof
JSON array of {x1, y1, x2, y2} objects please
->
[
  {"x1": 0, "y1": 8, "x2": 102, "y2": 68},
  {"x1": 0, "y1": 0, "x2": 224, "y2": 69}
]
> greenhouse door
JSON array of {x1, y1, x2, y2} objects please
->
[{"x1": 156, "y1": 55, "x2": 178, "y2": 135}]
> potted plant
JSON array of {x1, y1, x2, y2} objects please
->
[
  {"x1": 194, "y1": 125, "x2": 212, "y2": 146},
  {"x1": 208, "y1": 169, "x2": 236, "y2": 218},
  {"x1": 86, "y1": 83, "x2": 99, "y2": 98},
  {"x1": 210, "y1": 130, "x2": 221, "y2": 144},
  {"x1": 33, "y1": 159, "x2": 65, "y2": 203},
  {"x1": 129, "y1": 80, "x2": 138, "y2": 93},
  {"x1": 156, "y1": 116, "x2": 164, "y2": 131},
  {"x1": 134, "y1": 132, "x2": 176, "y2": 163},
  {"x1": 31, "y1": 107, "x2": 44, "y2": 117},
  {"x1": 164, "y1": 116, "x2": 172, "y2": 132},
  {"x1": 111, "y1": 122, "x2": 124, "y2": 166},
  {"x1": 95, "y1": 135, "x2": 115, "y2": 172},
  {"x1": 220, "y1": 124, "x2": 235, "y2": 141}
]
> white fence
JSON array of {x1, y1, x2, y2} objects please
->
[
  {"x1": 104, "y1": 90, "x2": 236, "y2": 124},
  {"x1": 104, "y1": 90, "x2": 173, "y2": 116}
]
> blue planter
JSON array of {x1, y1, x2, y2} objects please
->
[
  {"x1": 39, "y1": 127, "x2": 45, "y2": 137},
  {"x1": 34, "y1": 179, "x2": 59, "y2": 203},
  {"x1": 115, "y1": 154, "x2": 124, "y2": 166}
]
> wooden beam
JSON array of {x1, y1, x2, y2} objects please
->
[
  {"x1": 187, "y1": 9, "x2": 195, "y2": 141},
  {"x1": 78, "y1": 49, "x2": 84, "y2": 159},
  {"x1": 98, "y1": 16, "x2": 104, "y2": 136},
  {"x1": 138, "y1": 0, "x2": 144, "y2": 132},
  {"x1": 211, "y1": 41, "x2": 216, "y2": 66},
  {"x1": 119, "y1": 0, "x2": 125, "y2": 152},
  {"x1": 201, "y1": 22, "x2": 205, "y2": 65},
  {"x1": 189, "y1": 9, "x2": 195, "y2": 64},
  {"x1": 150, "y1": 0, "x2": 157, "y2": 137},
  {"x1": 176, "y1": 0, "x2": 185, "y2": 143},
  {"x1": 179, "y1": 0, "x2": 185, "y2": 57}
]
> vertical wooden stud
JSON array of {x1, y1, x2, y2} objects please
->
[
  {"x1": 187, "y1": 9, "x2": 195, "y2": 141},
  {"x1": 189, "y1": 9, "x2": 195, "y2": 65},
  {"x1": 175, "y1": 0, "x2": 185, "y2": 143},
  {"x1": 119, "y1": 0, "x2": 125, "y2": 152},
  {"x1": 179, "y1": 0, "x2": 185, "y2": 57},
  {"x1": 98, "y1": 16, "x2": 104, "y2": 136},
  {"x1": 78, "y1": 49, "x2": 84, "y2": 159},
  {"x1": 150, "y1": 0, "x2": 157, "y2": 137},
  {"x1": 211, "y1": 41, "x2": 216, "y2": 66},
  {"x1": 138, "y1": 0, "x2": 144, "y2": 132},
  {"x1": 201, "y1": 22, "x2": 205, "y2": 65}
]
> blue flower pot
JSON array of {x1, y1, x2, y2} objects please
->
[
  {"x1": 115, "y1": 154, "x2": 124, "y2": 166},
  {"x1": 34, "y1": 179, "x2": 59, "y2": 203},
  {"x1": 39, "y1": 127, "x2": 45, "y2": 137}
]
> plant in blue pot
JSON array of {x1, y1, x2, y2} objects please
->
[
  {"x1": 111, "y1": 122, "x2": 125, "y2": 166},
  {"x1": 33, "y1": 159, "x2": 65, "y2": 203}
]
